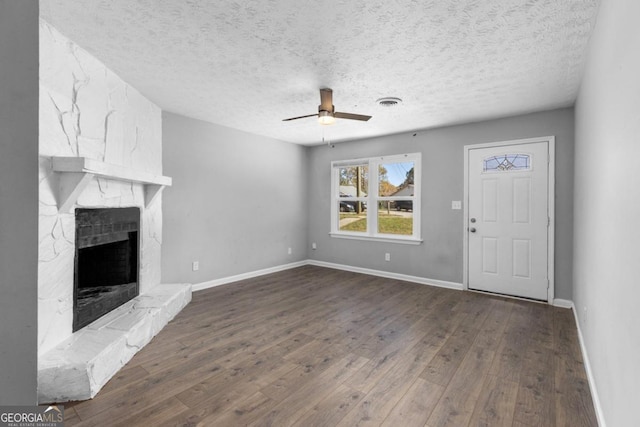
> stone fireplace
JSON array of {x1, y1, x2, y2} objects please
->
[{"x1": 37, "y1": 21, "x2": 191, "y2": 403}]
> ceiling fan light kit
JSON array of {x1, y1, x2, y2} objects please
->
[{"x1": 318, "y1": 110, "x2": 336, "y2": 125}]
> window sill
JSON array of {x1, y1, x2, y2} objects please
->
[{"x1": 329, "y1": 233, "x2": 423, "y2": 245}]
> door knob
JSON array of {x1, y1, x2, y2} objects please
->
[{"x1": 469, "y1": 227, "x2": 476, "y2": 233}]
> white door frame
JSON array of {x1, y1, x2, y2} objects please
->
[{"x1": 463, "y1": 136, "x2": 556, "y2": 303}]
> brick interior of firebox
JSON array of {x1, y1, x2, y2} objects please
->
[{"x1": 74, "y1": 208, "x2": 140, "y2": 331}]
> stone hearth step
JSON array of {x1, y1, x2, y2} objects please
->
[{"x1": 38, "y1": 283, "x2": 192, "y2": 403}]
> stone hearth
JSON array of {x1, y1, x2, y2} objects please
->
[{"x1": 38, "y1": 284, "x2": 191, "y2": 403}]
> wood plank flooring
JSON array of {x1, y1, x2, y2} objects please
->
[{"x1": 61, "y1": 265, "x2": 598, "y2": 426}]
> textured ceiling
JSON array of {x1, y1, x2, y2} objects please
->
[{"x1": 40, "y1": 0, "x2": 600, "y2": 146}]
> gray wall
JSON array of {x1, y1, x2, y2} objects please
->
[
  {"x1": 162, "y1": 112, "x2": 309, "y2": 284},
  {"x1": 573, "y1": 0, "x2": 639, "y2": 424},
  {"x1": 307, "y1": 108, "x2": 575, "y2": 299},
  {"x1": 0, "y1": 0, "x2": 39, "y2": 405}
]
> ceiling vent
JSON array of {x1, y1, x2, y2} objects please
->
[{"x1": 376, "y1": 97, "x2": 402, "y2": 107}]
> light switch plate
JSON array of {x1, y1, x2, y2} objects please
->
[{"x1": 452, "y1": 200, "x2": 462, "y2": 210}]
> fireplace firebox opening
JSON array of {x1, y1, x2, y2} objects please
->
[{"x1": 74, "y1": 207, "x2": 140, "y2": 331}]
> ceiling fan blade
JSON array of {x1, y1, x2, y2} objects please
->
[
  {"x1": 334, "y1": 112, "x2": 372, "y2": 121},
  {"x1": 319, "y1": 88, "x2": 333, "y2": 112},
  {"x1": 282, "y1": 113, "x2": 319, "y2": 121}
]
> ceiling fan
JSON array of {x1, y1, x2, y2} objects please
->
[{"x1": 282, "y1": 88, "x2": 372, "y2": 125}]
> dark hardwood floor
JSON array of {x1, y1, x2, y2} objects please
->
[{"x1": 62, "y1": 265, "x2": 598, "y2": 426}]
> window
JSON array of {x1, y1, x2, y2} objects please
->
[
  {"x1": 483, "y1": 153, "x2": 531, "y2": 172},
  {"x1": 331, "y1": 153, "x2": 421, "y2": 243}
]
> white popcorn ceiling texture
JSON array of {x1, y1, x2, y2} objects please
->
[{"x1": 40, "y1": 0, "x2": 600, "y2": 145}]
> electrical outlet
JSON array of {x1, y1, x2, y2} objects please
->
[
  {"x1": 385, "y1": 253, "x2": 391, "y2": 262},
  {"x1": 288, "y1": 247, "x2": 292, "y2": 255},
  {"x1": 312, "y1": 242, "x2": 317, "y2": 250},
  {"x1": 192, "y1": 261, "x2": 199, "y2": 271}
]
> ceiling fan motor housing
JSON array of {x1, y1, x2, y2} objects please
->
[{"x1": 318, "y1": 104, "x2": 335, "y2": 113}]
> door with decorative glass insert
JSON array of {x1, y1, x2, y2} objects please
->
[{"x1": 467, "y1": 141, "x2": 549, "y2": 300}]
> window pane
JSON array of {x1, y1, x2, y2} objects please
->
[
  {"x1": 338, "y1": 202, "x2": 367, "y2": 232},
  {"x1": 378, "y1": 204, "x2": 413, "y2": 235},
  {"x1": 338, "y1": 165, "x2": 368, "y2": 197},
  {"x1": 379, "y1": 162, "x2": 414, "y2": 196}
]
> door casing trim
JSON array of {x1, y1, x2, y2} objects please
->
[{"x1": 463, "y1": 136, "x2": 556, "y2": 303}]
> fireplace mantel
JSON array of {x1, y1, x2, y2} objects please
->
[{"x1": 52, "y1": 157, "x2": 172, "y2": 213}]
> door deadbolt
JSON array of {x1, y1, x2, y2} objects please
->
[{"x1": 470, "y1": 218, "x2": 476, "y2": 223}]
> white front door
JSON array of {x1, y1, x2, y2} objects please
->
[{"x1": 467, "y1": 140, "x2": 550, "y2": 300}]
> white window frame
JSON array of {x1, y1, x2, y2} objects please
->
[{"x1": 330, "y1": 153, "x2": 422, "y2": 244}]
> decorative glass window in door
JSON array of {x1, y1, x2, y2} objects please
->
[{"x1": 483, "y1": 154, "x2": 531, "y2": 172}]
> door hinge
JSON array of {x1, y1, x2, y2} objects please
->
[{"x1": 548, "y1": 216, "x2": 551, "y2": 227}]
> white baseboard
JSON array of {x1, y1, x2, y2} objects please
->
[
  {"x1": 192, "y1": 260, "x2": 308, "y2": 291},
  {"x1": 307, "y1": 260, "x2": 463, "y2": 290},
  {"x1": 552, "y1": 298, "x2": 574, "y2": 309},
  {"x1": 541, "y1": 298, "x2": 606, "y2": 425},
  {"x1": 569, "y1": 301, "x2": 607, "y2": 427},
  {"x1": 193, "y1": 259, "x2": 463, "y2": 292}
]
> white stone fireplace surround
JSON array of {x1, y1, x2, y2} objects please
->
[{"x1": 37, "y1": 21, "x2": 191, "y2": 403}]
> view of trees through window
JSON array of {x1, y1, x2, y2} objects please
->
[
  {"x1": 339, "y1": 165, "x2": 368, "y2": 195},
  {"x1": 379, "y1": 163, "x2": 414, "y2": 195},
  {"x1": 377, "y1": 162, "x2": 414, "y2": 235},
  {"x1": 339, "y1": 164, "x2": 414, "y2": 196},
  {"x1": 337, "y1": 160, "x2": 416, "y2": 236}
]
